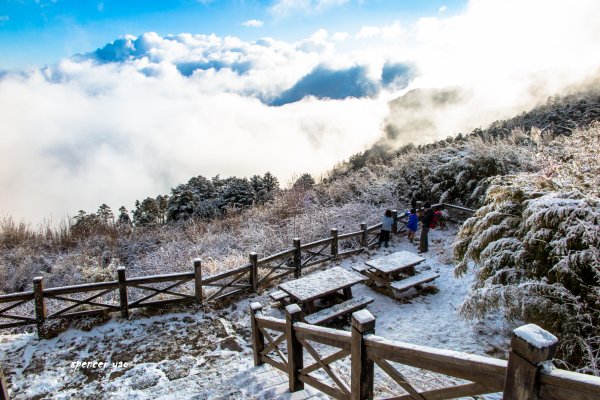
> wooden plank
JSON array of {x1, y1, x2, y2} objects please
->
[
  {"x1": 539, "y1": 368, "x2": 600, "y2": 399},
  {"x1": 365, "y1": 251, "x2": 425, "y2": 274},
  {"x1": 50, "y1": 308, "x2": 112, "y2": 319},
  {"x1": 300, "y1": 257, "x2": 333, "y2": 269},
  {"x1": 366, "y1": 338, "x2": 507, "y2": 390},
  {"x1": 338, "y1": 248, "x2": 364, "y2": 257},
  {"x1": 0, "y1": 299, "x2": 31, "y2": 315},
  {"x1": 123, "y1": 272, "x2": 194, "y2": 285},
  {"x1": 304, "y1": 296, "x2": 373, "y2": 325},
  {"x1": 299, "y1": 337, "x2": 350, "y2": 397},
  {"x1": 128, "y1": 297, "x2": 194, "y2": 309},
  {"x1": 261, "y1": 355, "x2": 287, "y2": 373},
  {"x1": 301, "y1": 348, "x2": 350, "y2": 375},
  {"x1": 0, "y1": 320, "x2": 35, "y2": 329},
  {"x1": 259, "y1": 249, "x2": 295, "y2": 264},
  {"x1": 0, "y1": 291, "x2": 34, "y2": 303},
  {"x1": 41, "y1": 280, "x2": 118, "y2": 296},
  {"x1": 295, "y1": 323, "x2": 352, "y2": 350},
  {"x1": 200, "y1": 265, "x2": 251, "y2": 284},
  {"x1": 206, "y1": 287, "x2": 249, "y2": 302},
  {"x1": 278, "y1": 267, "x2": 365, "y2": 303},
  {"x1": 351, "y1": 265, "x2": 369, "y2": 273},
  {"x1": 390, "y1": 272, "x2": 439, "y2": 292},
  {"x1": 300, "y1": 237, "x2": 333, "y2": 250},
  {"x1": 385, "y1": 382, "x2": 494, "y2": 400},
  {"x1": 270, "y1": 290, "x2": 289, "y2": 301},
  {"x1": 256, "y1": 315, "x2": 287, "y2": 332},
  {"x1": 128, "y1": 279, "x2": 190, "y2": 307},
  {"x1": 366, "y1": 223, "x2": 383, "y2": 233},
  {"x1": 337, "y1": 231, "x2": 363, "y2": 240},
  {"x1": 372, "y1": 356, "x2": 426, "y2": 400}
]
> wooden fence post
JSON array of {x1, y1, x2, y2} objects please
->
[
  {"x1": 391, "y1": 210, "x2": 398, "y2": 234},
  {"x1": 502, "y1": 324, "x2": 558, "y2": 400},
  {"x1": 331, "y1": 228, "x2": 338, "y2": 259},
  {"x1": 351, "y1": 309, "x2": 375, "y2": 400},
  {"x1": 286, "y1": 304, "x2": 304, "y2": 392},
  {"x1": 117, "y1": 267, "x2": 129, "y2": 319},
  {"x1": 32, "y1": 277, "x2": 46, "y2": 339},
  {"x1": 0, "y1": 368, "x2": 9, "y2": 400},
  {"x1": 193, "y1": 258, "x2": 203, "y2": 304},
  {"x1": 293, "y1": 238, "x2": 302, "y2": 278},
  {"x1": 250, "y1": 302, "x2": 264, "y2": 367},
  {"x1": 360, "y1": 223, "x2": 367, "y2": 248},
  {"x1": 249, "y1": 252, "x2": 258, "y2": 292}
]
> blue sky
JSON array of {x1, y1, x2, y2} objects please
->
[{"x1": 0, "y1": 0, "x2": 466, "y2": 69}]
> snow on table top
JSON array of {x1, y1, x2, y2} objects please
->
[
  {"x1": 278, "y1": 266, "x2": 366, "y2": 302},
  {"x1": 365, "y1": 250, "x2": 425, "y2": 274},
  {"x1": 514, "y1": 324, "x2": 558, "y2": 348}
]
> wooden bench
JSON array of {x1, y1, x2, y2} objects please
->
[
  {"x1": 269, "y1": 290, "x2": 289, "y2": 305},
  {"x1": 304, "y1": 296, "x2": 373, "y2": 325},
  {"x1": 351, "y1": 264, "x2": 369, "y2": 273},
  {"x1": 390, "y1": 271, "x2": 440, "y2": 294}
]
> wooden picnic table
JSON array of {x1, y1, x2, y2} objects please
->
[
  {"x1": 364, "y1": 250, "x2": 425, "y2": 282},
  {"x1": 355, "y1": 251, "x2": 435, "y2": 299},
  {"x1": 278, "y1": 266, "x2": 366, "y2": 314}
]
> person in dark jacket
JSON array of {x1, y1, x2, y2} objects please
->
[
  {"x1": 419, "y1": 202, "x2": 434, "y2": 253},
  {"x1": 405, "y1": 208, "x2": 418, "y2": 243},
  {"x1": 378, "y1": 209, "x2": 394, "y2": 248}
]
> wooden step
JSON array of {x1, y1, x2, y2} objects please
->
[
  {"x1": 390, "y1": 271, "x2": 440, "y2": 293},
  {"x1": 304, "y1": 296, "x2": 373, "y2": 325}
]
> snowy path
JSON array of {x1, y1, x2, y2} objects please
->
[{"x1": 0, "y1": 224, "x2": 511, "y2": 399}]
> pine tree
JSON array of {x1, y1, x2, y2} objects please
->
[
  {"x1": 292, "y1": 173, "x2": 316, "y2": 191},
  {"x1": 133, "y1": 198, "x2": 161, "y2": 225},
  {"x1": 117, "y1": 206, "x2": 131, "y2": 225},
  {"x1": 97, "y1": 204, "x2": 114, "y2": 225},
  {"x1": 220, "y1": 178, "x2": 255, "y2": 210}
]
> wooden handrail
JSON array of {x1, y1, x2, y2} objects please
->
[
  {"x1": 250, "y1": 306, "x2": 600, "y2": 400},
  {"x1": 0, "y1": 201, "x2": 474, "y2": 343}
]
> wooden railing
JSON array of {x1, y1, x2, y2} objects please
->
[
  {"x1": 0, "y1": 203, "x2": 475, "y2": 340},
  {"x1": 250, "y1": 304, "x2": 600, "y2": 400}
]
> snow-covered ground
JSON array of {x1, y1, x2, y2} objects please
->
[{"x1": 0, "y1": 224, "x2": 512, "y2": 399}]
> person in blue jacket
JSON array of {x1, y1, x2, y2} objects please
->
[
  {"x1": 378, "y1": 209, "x2": 394, "y2": 248},
  {"x1": 405, "y1": 208, "x2": 419, "y2": 244}
]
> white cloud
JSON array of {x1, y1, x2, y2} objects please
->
[
  {"x1": 242, "y1": 19, "x2": 263, "y2": 28},
  {"x1": 2, "y1": 0, "x2": 600, "y2": 223},
  {"x1": 438, "y1": 5, "x2": 447, "y2": 13},
  {"x1": 270, "y1": 0, "x2": 349, "y2": 17}
]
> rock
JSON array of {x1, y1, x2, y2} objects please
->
[
  {"x1": 157, "y1": 356, "x2": 195, "y2": 381},
  {"x1": 219, "y1": 336, "x2": 243, "y2": 352}
]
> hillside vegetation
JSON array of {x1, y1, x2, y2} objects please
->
[{"x1": 1, "y1": 89, "x2": 599, "y2": 373}]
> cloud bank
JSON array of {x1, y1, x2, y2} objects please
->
[{"x1": 2, "y1": 0, "x2": 600, "y2": 224}]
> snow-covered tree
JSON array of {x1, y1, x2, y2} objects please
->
[
  {"x1": 453, "y1": 126, "x2": 600, "y2": 372},
  {"x1": 117, "y1": 206, "x2": 131, "y2": 225},
  {"x1": 292, "y1": 173, "x2": 315, "y2": 191},
  {"x1": 220, "y1": 178, "x2": 255, "y2": 210},
  {"x1": 133, "y1": 198, "x2": 161, "y2": 225}
]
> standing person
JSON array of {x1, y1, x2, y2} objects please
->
[
  {"x1": 405, "y1": 208, "x2": 419, "y2": 244},
  {"x1": 419, "y1": 202, "x2": 434, "y2": 254},
  {"x1": 378, "y1": 209, "x2": 394, "y2": 248}
]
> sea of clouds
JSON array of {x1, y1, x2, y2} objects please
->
[{"x1": 1, "y1": 0, "x2": 600, "y2": 224}]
